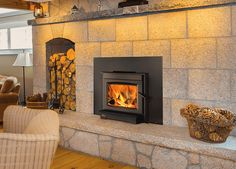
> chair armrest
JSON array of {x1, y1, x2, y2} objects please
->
[
  {"x1": 3, "y1": 106, "x2": 42, "y2": 133},
  {"x1": 0, "y1": 93, "x2": 18, "y2": 103},
  {"x1": 0, "y1": 133, "x2": 58, "y2": 169}
]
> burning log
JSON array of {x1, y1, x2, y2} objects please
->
[{"x1": 107, "y1": 84, "x2": 138, "y2": 109}]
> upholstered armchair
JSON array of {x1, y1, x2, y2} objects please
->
[
  {"x1": 0, "y1": 77, "x2": 21, "y2": 122},
  {"x1": 0, "y1": 106, "x2": 59, "y2": 169}
]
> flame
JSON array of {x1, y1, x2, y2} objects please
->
[{"x1": 107, "y1": 84, "x2": 138, "y2": 109}]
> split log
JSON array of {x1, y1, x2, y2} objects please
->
[
  {"x1": 65, "y1": 69, "x2": 72, "y2": 78},
  {"x1": 48, "y1": 61, "x2": 54, "y2": 67},
  {"x1": 71, "y1": 87, "x2": 76, "y2": 96},
  {"x1": 69, "y1": 63, "x2": 76, "y2": 73},
  {"x1": 64, "y1": 77, "x2": 70, "y2": 85},
  {"x1": 67, "y1": 96, "x2": 73, "y2": 102},
  {"x1": 57, "y1": 71, "x2": 61, "y2": 78},
  {"x1": 60, "y1": 56, "x2": 66, "y2": 64},
  {"x1": 56, "y1": 61, "x2": 61, "y2": 70},
  {"x1": 64, "y1": 101, "x2": 70, "y2": 110},
  {"x1": 70, "y1": 102, "x2": 76, "y2": 111},
  {"x1": 63, "y1": 88, "x2": 70, "y2": 95},
  {"x1": 67, "y1": 48, "x2": 75, "y2": 61},
  {"x1": 57, "y1": 86, "x2": 62, "y2": 94},
  {"x1": 61, "y1": 95, "x2": 67, "y2": 103}
]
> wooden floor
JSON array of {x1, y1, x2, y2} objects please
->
[{"x1": 51, "y1": 147, "x2": 137, "y2": 169}]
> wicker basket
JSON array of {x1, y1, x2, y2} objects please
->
[
  {"x1": 185, "y1": 117, "x2": 234, "y2": 143},
  {"x1": 26, "y1": 101, "x2": 48, "y2": 109},
  {"x1": 181, "y1": 104, "x2": 236, "y2": 143}
]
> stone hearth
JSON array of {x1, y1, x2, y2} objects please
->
[{"x1": 59, "y1": 111, "x2": 236, "y2": 169}]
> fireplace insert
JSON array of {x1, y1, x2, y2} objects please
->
[
  {"x1": 94, "y1": 57, "x2": 163, "y2": 124},
  {"x1": 101, "y1": 72, "x2": 148, "y2": 122}
]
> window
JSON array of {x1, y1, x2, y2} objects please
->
[
  {"x1": 0, "y1": 8, "x2": 18, "y2": 15},
  {"x1": 10, "y1": 26, "x2": 32, "y2": 49},
  {"x1": 0, "y1": 26, "x2": 32, "y2": 51},
  {"x1": 0, "y1": 29, "x2": 8, "y2": 49}
]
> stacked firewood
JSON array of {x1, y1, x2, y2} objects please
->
[
  {"x1": 48, "y1": 48, "x2": 76, "y2": 111},
  {"x1": 26, "y1": 93, "x2": 48, "y2": 109},
  {"x1": 181, "y1": 104, "x2": 236, "y2": 143}
]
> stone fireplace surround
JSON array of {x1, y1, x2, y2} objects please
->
[{"x1": 31, "y1": 0, "x2": 236, "y2": 168}]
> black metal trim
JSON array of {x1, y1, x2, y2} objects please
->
[{"x1": 100, "y1": 110, "x2": 144, "y2": 124}]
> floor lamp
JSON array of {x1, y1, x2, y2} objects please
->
[{"x1": 13, "y1": 52, "x2": 33, "y2": 105}]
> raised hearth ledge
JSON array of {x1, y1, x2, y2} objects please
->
[
  {"x1": 28, "y1": 0, "x2": 236, "y2": 26},
  {"x1": 59, "y1": 111, "x2": 236, "y2": 162}
]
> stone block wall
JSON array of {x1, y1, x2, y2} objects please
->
[
  {"x1": 59, "y1": 126, "x2": 236, "y2": 169},
  {"x1": 32, "y1": 4, "x2": 236, "y2": 134},
  {"x1": 48, "y1": 0, "x2": 236, "y2": 17}
]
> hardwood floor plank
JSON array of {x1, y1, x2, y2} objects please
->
[
  {"x1": 87, "y1": 160, "x2": 125, "y2": 169},
  {"x1": 121, "y1": 166, "x2": 138, "y2": 169},
  {"x1": 52, "y1": 152, "x2": 85, "y2": 168},
  {"x1": 51, "y1": 147, "x2": 138, "y2": 169}
]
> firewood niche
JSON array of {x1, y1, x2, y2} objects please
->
[{"x1": 46, "y1": 38, "x2": 76, "y2": 112}]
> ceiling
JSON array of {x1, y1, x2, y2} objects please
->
[
  {"x1": 0, "y1": 8, "x2": 19, "y2": 15},
  {"x1": 0, "y1": 1, "x2": 30, "y2": 10}
]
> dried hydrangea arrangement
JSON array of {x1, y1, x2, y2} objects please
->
[{"x1": 180, "y1": 104, "x2": 236, "y2": 143}]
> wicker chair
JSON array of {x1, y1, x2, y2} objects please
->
[{"x1": 0, "y1": 105, "x2": 59, "y2": 169}]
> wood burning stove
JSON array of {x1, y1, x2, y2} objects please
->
[
  {"x1": 94, "y1": 57, "x2": 163, "y2": 124},
  {"x1": 101, "y1": 72, "x2": 148, "y2": 123}
]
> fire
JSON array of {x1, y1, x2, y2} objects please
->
[{"x1": 107, "y1": 84, "x2": 138, "y2": 109}]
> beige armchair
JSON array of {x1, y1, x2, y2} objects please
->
[{"x1": 1, "y1": 106, "x2": 59, "y2": 169}]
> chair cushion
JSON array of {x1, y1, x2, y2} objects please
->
[
  {"x1": 0, "y1": 79, "x2": 14, "y2": 93},
  {"x1": 0, "y1": 77, "x2": 18, "y2": 93},
  {"x1": 23, "y1": 110, "x2": 59, "y2": 136}
]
